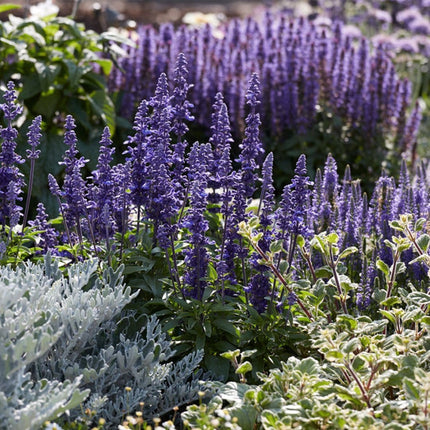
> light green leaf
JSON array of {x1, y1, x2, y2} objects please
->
[
  {"x1": 0, "y1": 4, "x2": 21, "y2": 13},
  {"x1": 236, "y1": 361, "x2": 252, "y2": 375},
  {"x1": 376, "y1": 259, "x2": 390, "y2": 277}
]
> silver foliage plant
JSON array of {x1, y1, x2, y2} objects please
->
[{"x1": 0, "y1": 254, "x2": 204, "y2": 428}]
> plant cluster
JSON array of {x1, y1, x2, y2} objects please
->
[
  {"x1": 109, "y1": 10, "x2": 421, "y2": 186},
  {"x1": 0, "y1": 6, "x2": 131, "y2": 214},
  {"x1": 1, "y1": 2, "x2": 430, "y2": 429},
  {"x1": 0, "y1": 253, "x2": 203, "y2": 429}
]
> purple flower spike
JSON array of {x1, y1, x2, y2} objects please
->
[
  {"x1": 30, "y1": 202, "x2": 58, "y2": 252},
  {"x1": 89, "y1": 126, "x2": 116, "y2": 238},
  {"x1": 171, "y1": 53, "x2": 195, "y2": 140},
  {"x1": 259, "y1": 152, "x2": 275, "y2": 229},
  {"x1": 26, "y1": 115, "x2": 42, "y2": 160},
  {"x1": 58, "y1": 115, "x2": 88, "y2": 238},
  {"x1": 279, "y1": 154, "x2": 313, "y2": 238},
  {"x1": 0, "y1": 81, "x2": 25, "y2": 228},
  {"x1": 238, "y1": 73, "x2": 264, "y2": 199}
]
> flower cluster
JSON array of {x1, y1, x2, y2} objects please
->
[{"x1": 110, "y1": 12, "x2": 420, "y2": 167}]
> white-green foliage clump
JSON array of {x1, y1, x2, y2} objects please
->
[{"x1": 0, "y1": 255, "x2": 203, "y2": 429}]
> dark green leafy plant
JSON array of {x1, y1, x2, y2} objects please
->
[{"x1": 0, "y1": 10, "x2": 131, "y2": 214}]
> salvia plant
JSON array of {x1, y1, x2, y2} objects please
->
[{"x1": 109, "y1": 10, "x2": 421, "y2": 187}]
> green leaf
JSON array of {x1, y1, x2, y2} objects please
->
[
  {"x1": 325, "y1": 350, "x2": 345, "y2": 361},
  {"x1": 296, "y1": 234, "x2": 305, "y2": 248},
  {"x1": 241, "y1": 350, "x2": 257, "y2": 359},
  {"x1": 337, "y1": 314, "x2": 358, "y2": 330},
  {"x1": 229, "y1": 404, "x2": 258, "y2": 430},
  {"x1": 376, "y1": 259, "x2": 390, "y2": 278},
  {"x1": 204, "y1": 355, "x2": 230, "y2": 381},
  {"x1": 380, "y1": 297, "x2": 402, "y2": 308},
  {"x1": 93, "y1": 58, "x2": 113, "y2": 75},
  {"x1": 297, "y1": 357, "x2": 320, "y2": 375},
  {"x1": 338, "y1": 246, "x2": 358, "y2": 260},
  {"x1": 236, "y1": 361, "x2": 252, "y2": 375},
  {"x1": 0, "y1": 4, "x2": 21, "y2": 13},
  {"x1": 20, "y1": 75, "x2": 42, "y2": 99},
  {"x1": 213, "y1": 318, "x2": 239, "y2": 338},
  {"x1": 409, "y1": 291, "x2": 430, "y2": 305},
  {"x1": 62, "y1": 59, "x2": 82, "y2": 89},
  {"x1": 403, "y1": 378, "x2": 420, "y2": 400},
  {"x1": 86, "y1": 89, "x2": 116, "y2": 135},
  {"x1": 415, "y1": 218, "x2": 426, "y2": 232},
  {"x1": 220, "y1": 350, "x2": 241, "y2": 361},
  {"x1": 207, "y1": 262, "x2": 218, "y2": 281},
  {"x1": 420, "y1": 316, "x2": 430, "y2": 325},
  {"x1": 380, "y1": 310, "x2": 396, "y2": 325},
  {"x1": 270, "y1": 239, "x2": 284, "y2": 254},
  {"x1": 417, "y1": 234, "x2": 430, "y2": 252},
  {"x1": 343, "y1": 338, "x2": 360, "y2": 354},
  {"x1": 314, "y1": 266, "x2": 332, "y2": 279},
  {"x1": 35, "y1": 62, "x2": 61, "y2": 92},
  {"x1": 389, "y1": 220, "x2": 403, "y2": 231},
  {"x1": 326, "y1": 232, "x2": 339, "y2": 245},
  {"x1": 32, "y1": 91, "x2": 61, "y2": 119}
]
